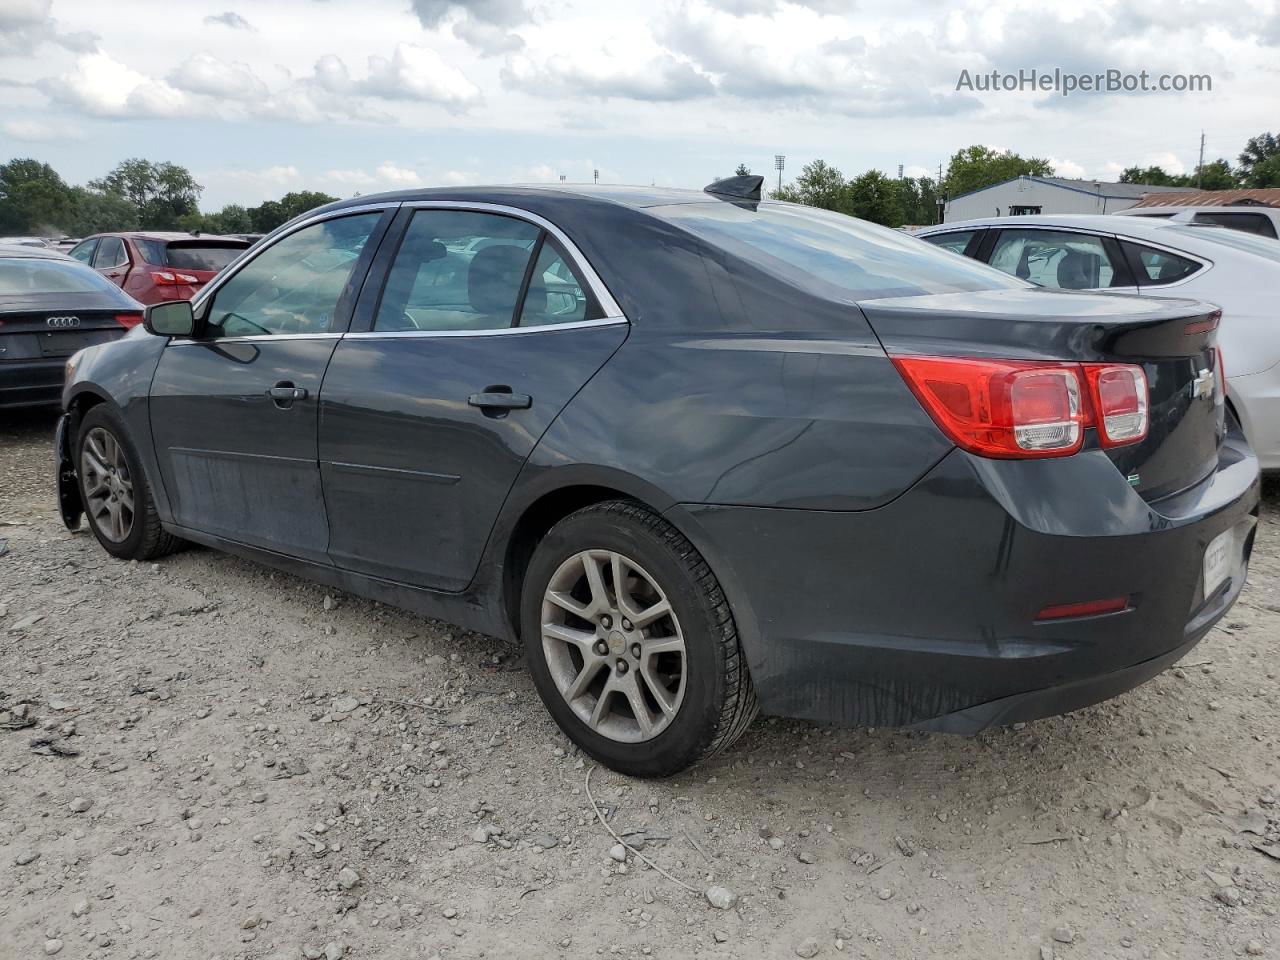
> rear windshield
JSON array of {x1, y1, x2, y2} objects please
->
[
  {"x1": 0, "y1": 257, "x2": 127, "y2": 296},
  {"x1": 652, "y1": 202, "x2": 1028, "y2": 301},
  {"x1": 163, "y1": 243, "x2": 246, "y2": 271},
  {"x1": 1169, "y1": 224, "x2": 1280, "y2": 264}
]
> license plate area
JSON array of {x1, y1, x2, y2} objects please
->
[{"x1": 1203, "y1": 527, "x2": 1235, "y2": 599}]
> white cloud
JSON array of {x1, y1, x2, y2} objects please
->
[
  {"x1": 356, "y1": 44, "x2": 483, "y2": 109},
  {"x1": 1048, "y1": 157, "x2": 1086, "y2": 179},
  {"x1": 39, "y1": 53, "x2": 186, "y2": 118},
  {"x1": 503, "y1": 49, "x2": 713, "y2": 102},
  {"x1": 203, "y1": 11, "x2": 254, "y2": 31},
  {"x1": 168, "y1": 54, "x2": 267, "y2": 100},
  {"x1": 1, "y1": 118, "x2": 84, "y2": 141},
  {"x1": 0, "y1": 0, "x2": 97, "y2": 54}
]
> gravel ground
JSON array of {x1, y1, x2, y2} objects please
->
[{"x1": 3, "y1": 407, "x2": 1280, "y2": 960}]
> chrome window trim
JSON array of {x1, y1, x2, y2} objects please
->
[
  {"x1": 167, "y1": 332, "x2": 345, "y2": 345},
  {"x1": 398, "y1": 200, "x2": 627, "y2": 322},
  {"x1": 344, "y1": 316, "x2": 627, "y2": 340}
]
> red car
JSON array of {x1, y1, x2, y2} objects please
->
[{"x1": 68, "y1": 232, "x2": 251, "y2": 305}]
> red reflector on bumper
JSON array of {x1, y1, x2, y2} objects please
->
[{"x1": 1036, "y1": 596, "x2": 1129, "y2": 621}]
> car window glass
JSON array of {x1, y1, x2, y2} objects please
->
[
  {"x1": 0, "y1": 258, "x2": 127, "y2": 295},
  {"x1": 69, "y1": 239, "x2": 98, "y2": 263},
  {"x1": 373, "y1": 210, "x2": 540, "y2": 332},
  {"x1": 93, "y1": 237, "x2": 127, "y2": 269},
  {"x1": 921, "y1": 231, "x2": 975, "y2": 256},
  {"x1": 988, "y1": 230, "x2": 1121, "y2": 289},
  {"x1": 206, "y1": 213, "x2": 380, "y2": 338},
  {"x1": 517, "y1": 240, "x2": 601, "y2": 326},
  {"x1": 652, "y1": 202, "x2": 1025, "y2": 301},
  {"x1": 1192, "y1": 212, "x2": 1278, "y2": 238},
  {"x1": 1123, "y1": 243, "x2": 1202, "y2": 285},
  {"x1": 134, "y1": 239, "x2": 166, "y2": 264},
  {"x1": 165, "y1": 244, "x2": 245, "y2": 271}
]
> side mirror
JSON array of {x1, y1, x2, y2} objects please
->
[{"x1": 144, "y1": 300, "x2": 195, "y2": 337}]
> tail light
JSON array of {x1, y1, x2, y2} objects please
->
[
  {"x1": 1083, "y1": 365, "x2": 1148, "y2": 446},
  {"x1": 114, "y1": 312, "x2": 143, "y2": 329},
  {"x1": 152, "y1": 271, "x2": 200, "y2": 285},
  {"x1": 892, "y1": 356, "x2": 1149, "y2": 459}
]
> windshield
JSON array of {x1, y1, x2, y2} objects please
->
[
  {"x1": 0, "y1": 257, "x2": 125, "y2": 296},
  {"x1": 652, "y1": 201, "x2": 1028, "y2": 301},
  {"x1": 1168, "y1": 224, "x2": 1280, "y2": 264}
]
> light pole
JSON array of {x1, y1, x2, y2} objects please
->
[{"x1": 774, "y1": 154, "x2": 785, "y2": 192}]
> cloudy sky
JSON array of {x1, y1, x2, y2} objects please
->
[{"x1": 1, "y1": 0, "x2": 1277, "y2": 209}]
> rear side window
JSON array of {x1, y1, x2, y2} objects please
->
[
  {"x1": 165, "y1": 243, "x2": 246, "y2": 271},
  {"x1": 652, "y1": 202, "x2": 1024, "y2": 301},
  {"x1": 0, "y1": 257, "x2": 127, "y2": 295},
  {"x1": 374, "y1": 210, "x2": 541, "y2": 332},
  {"x1": 1192, "y1": 212, "x2": 1278, "y2": 238},
  {"x1": 1122, "y1": 242, "x2": 1202, "y2": 285},
  {"x1": 988, "y1": 229, "x2": 1126, "y2": 289},
  {"x1": 93, "y1": 237, "x2": 128, "y2": 269},
  {"x1": 921, "y1": 230, "x2": 977, "y2": 256},
  {"x1": 517, "y1": 240, "x2": 601, "y2": 326}
]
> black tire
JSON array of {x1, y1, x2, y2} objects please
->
[
  {"x1": 76, "y1": 405, "x2": 183, "y2": 561},
  {"x1": 520, "y1": 500, "x2": 757, "y2": 777}
]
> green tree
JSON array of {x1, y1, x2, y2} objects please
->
[
  {"x1": 846, "y1": 170, "x2": 904, "y2": 226},
  {"x1": 248, "y1": 191, "x2": 338, "y2": 232},
  {"x1": 944, "y1": 145, "x2": 1053, "y2": 199},
  {"x1": 1238, "y1": 132, "x2": 1279, "y2": 184},
  {"x1": 1192, "y1": 159, "x2": 1238, "y2": 190},
  {"x1": 1119, "y1": 165, "x2": 1185, "y2": 186},
  {"x1": 0, "y1": 159, "x2": 73, "y2": 233},
  {"x1": 771, "y1": 159, "x2": 847, "y2": 210},
  {"x1": 63, "y1": 186, "x2": 139, "y2": 235},
  {"x1": 1245, "y1": 153, "x2": 1280, "y2": 188},
  {"x1": 734, "y1": 163, "x2": 751, "y2": 176},
  {"x1": 90, "y1": 158, "x2": 203, "y2": 229},
  {"x1": 211, "y1": 204, "x2": 254, "y2": 233}
]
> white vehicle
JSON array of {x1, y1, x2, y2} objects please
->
[
  {"x1": 1116, "y1": 205, "x2": 1280, "y2": 240},
  {"x1": 916, "y1": 214, "x2": 1280, "y2": 469}
]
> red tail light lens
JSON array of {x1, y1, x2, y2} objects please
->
[
  {"x1": 1036, "y1": 596, "x2": 1129, "y2": 621},
  {"x1": 1083, "y1": 365, "x2": 1148, "y2": 447},
  {"x1": 893, "y1": 355, "x2": 1150, "y2": 458},
  {"x1": 151, "y1": 271, "x2": 200, "y2": 285},
  {"x1": 891, "y1": 357, "x2": 1086, "y2": 458},
  {"x1": 114, "y1": 312, "x2": 143, "y2": 329}
]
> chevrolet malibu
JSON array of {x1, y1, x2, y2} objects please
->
[{"x1": 56, "y1": 178, "x2": 1260, "y2": 777}]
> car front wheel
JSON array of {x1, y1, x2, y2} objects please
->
[
  {"x1": 76, "y1": 405, "x2": 182, "y2": 561},
  {"x1": 521, "y1": 500, "x2": 757, "y2": 777}
]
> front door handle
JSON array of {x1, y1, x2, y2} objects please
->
[
  {"x1": 267, "y1": 382, "x2": 307, "y2": 408},
  {"x1": 468, "y1": 391, "x2": 532, "y2": 411}
]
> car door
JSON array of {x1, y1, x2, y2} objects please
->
[
  {"x1": 985, "y1": 228, "x2": 1137, "y2": 292},
  {"x1": 148, "y1": 207, "x2": 393, "y2": 562},
  {"x1": 318, "y1": 203, "x2": 629, "y2": 591},
  {"x1": 92, "y1": 236, "x2": 131, "y2": 289}
]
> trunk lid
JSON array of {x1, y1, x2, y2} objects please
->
[
  {"x1": 0, "y1": 303, "x2": 137, "y2": 359},
  {"x1": 859, "y1": 287, "x2": 1224, "y2": 502}
]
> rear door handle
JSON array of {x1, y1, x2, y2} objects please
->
[{"x1": 468, "y1": 391, "x2": 532, "y2": 411}]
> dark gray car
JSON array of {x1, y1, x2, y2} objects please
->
[{"x1": 56, "y1": 179, "x2": 1259, "y2": 776}]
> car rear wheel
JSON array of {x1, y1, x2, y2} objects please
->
[
  {"x1": 77, "y1": 406, "x2": 182, "y2": 561},
  {"x1": 521, "y1": 500, "x2": 757, "y2": 777}
]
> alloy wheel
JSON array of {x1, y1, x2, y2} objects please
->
[
  {"x1": 81, "y1": 426, "x2": 135, "y2": 543},
  {"x1": 541, "y1": 549, "x2": 687, "y2": 743}
]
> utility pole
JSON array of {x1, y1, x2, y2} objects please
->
[
  {"x1": 774, "y1": 155, "x2": 786, "y2": 192},
  {"x1": 937, "y1": 162, "x2": 945, "y2": 224},
  {"x1": 1197, "y1": 131, "x2": 1205, "y2": 189}
]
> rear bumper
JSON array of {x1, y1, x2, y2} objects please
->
[
  {"x1": 676, "y1": 427, "x2": 1260, "y2": 731},
  {"x1": 0, "y1": 359, "x2": 64, "y2": 408}
]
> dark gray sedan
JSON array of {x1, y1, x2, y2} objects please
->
[{"x1": 56, "y1": 178, "x2": 1259, "y2": 776}]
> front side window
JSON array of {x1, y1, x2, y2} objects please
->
[
  {"x1": 93, "y1": 237, "x2": 128, "y2": 269},
  {"x1": 989, "y1": 229, "x2": 1123, "y2": 289},
  {"x1": 1122, "y1": 242, "x2": 1202, "y2": 285},
  {"x1": 68, "y1": 239, "x2": 98, "y2": 264},
  {"x1": 921, "y1": 230, "x2": 977, "y2": 256},
  {"x1": 517, "y1": 240, "x2": 600, "y2": 326},
  {"x1": 374, "y1": 210, "x2": 541, "y2": 332},
  {"x1": 206, "y1": 213, "x2": 380, "y2": 338}
]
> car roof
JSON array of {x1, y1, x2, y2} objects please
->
[
  {"x1": 0, "y1": 243, "x2": 76, "y2": 260},
  {"x1": 316, "y1": 183, "x2": 730, "y2": 216},
  {"x1": 86, "y1": 231, "x2": 250, "y2": 243},
  {"x1": 915, "y1": 213, "x2": 1208, "y2": 242}
]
